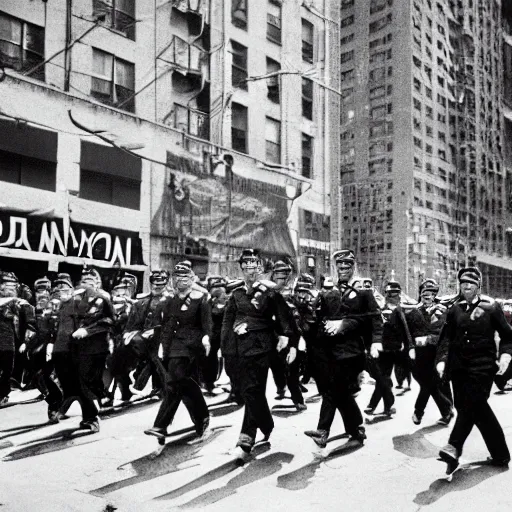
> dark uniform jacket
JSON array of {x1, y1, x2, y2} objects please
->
[
  {"x1": 28, "y1": 299, "x2": 61, "y2": 356},
  {"x1": 0, "y1": 297, "x2": 36, "y2": 352},
  {"x1": 160, "y1": 288, "x2": 212, "y2": 359},
  {"x1": 291, "y1": 292, "x2": 319, "y2": 343},
  {"x1": 436, "y1": 295, "x2": 512, "y2": 375},
  {"x1": 125, "y1": 293, "x2": 168, "y2": 332},
  {"x1": 381, "y1": 303, "x2": 411, "y2": 351},
  {"x1": 316, "y1": 282, "x2": 383, "y2": 360},
  {"x1": 221, "y1": 281, "x2": 294, "y2": 357},
  {"x1": 54, "y1": 288, "x2": 114, "y2": 355},
  {"x1": 407, "y1": 303, "x2": 447, "y2": 347}
]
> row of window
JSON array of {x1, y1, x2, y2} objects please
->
[
  {"x1": 230, "y1": 103, "x2": 313, "y2": 177},
  {"x1": 232, "y1": 2, "x2": 316, "y2": 64}
]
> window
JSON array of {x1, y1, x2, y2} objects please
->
[
  {"x1": 369, "y1": 13, "x2": 392, "y2": 33},
  {"x1": 91, "y1": 48, "x2": 135, "y2": 112},
  {"x1": 414, "y1": 77, "x2": 422, "y2": 92},
  {"x1": 302, "y1": 133, "x2": 313, "y2": 178},
  {"x1": 438, "y1": 131, "x2": 446, "y2": 142},
  {"x1": 370, "y1": 0, "x2": 393, "y2": 15},
  {"x1": 341, "y1": 15, "x2": 355, "y2": 28},
  {"x1": 370, "y1": 85, "x2": 386, "y2": 99},
  {"x1": 426, "y1": 125, "x2": 433, "y2": 137},
  {"x1": 371, "y1": 105, "x2": 387, "y2": 119},
  {"x1": 437, "y1": 113, "x2": 446, "y2": 123},
  {"x1": 267, "y1": 2, "x2": 281, "y2": 45},
  {"x1": 426, "y1": 143, "x2": 433, "y2": 154},
  {"x1": 343, "y1": 34, "x2": 357, "y2": 51},
  {"x1": 437, "y1": 93, "x2": 446, "y2": 107},
  {"x1": 341, "y1": 68, "x2": 355, "y2": 81},
  {"x1": 231, "y1": 103, "x2": 248, "y2": 153},
  {"x1": 341, "y1": 50, "x2": 354, "y2": 64},
  {"x1": 369, "y1": 66, "x2": 385, "y2": 82},
  {"x1": 80, "y1": 169, "x2": 140, "y2": 209},
  {"x1": 413, "y1": 136, "x2": 422, "y2": 149},
  {"x1": 342, "y1": 0, "x2": 355, "y2": 8},
  {"x1": 302, "y1": 78, "x2": 313, "y2": 120},
  {"x1": 266, "y1": 57, "x2": 280, "y2": 103},
  {"x1": 92, "y1": 0, "x2": 135, "y2": 40},
  {"x1": 265, "y1": 117, "x2": 281, "y2": 164},
  {"x1": 231, "y1": 40, "x2": 248, "y2": 90},
  {"x1": 172, "y1": 104, "x2": 209, "y2": 140},
  {"x1": 437, "y1": 23, "x2": 445, "y2": 35},
  {"x1": 0, "y1": 148, "x2": 56, "y2": 191},
  {"x1": 426, "y1": 106, "x2": 433, "y2": 119},
  {"x1": 302, "y1": 19, "x2": 314, "y2": 63},
  {"x1": 0, "y1": 12, "x2": 45, "y2": 80},
  {"x1": 232, "y1": 0, "x2": 248, "y2": 30},
  {"x1": 425, "y1": 87, "x2": 432, "y2": 99}
]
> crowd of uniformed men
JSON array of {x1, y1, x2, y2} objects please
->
[{"x1": 1, "y1": 248, "x2": 512, "y2": 466}]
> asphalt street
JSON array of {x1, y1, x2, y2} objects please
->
[{"x1": 1, "y1": 376, "x2": 512, "y2": 512}]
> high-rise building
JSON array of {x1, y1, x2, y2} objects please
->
[
  {"x1": 0, "y1": 0, "x2": 335, "y2": 285},
  {"x1": 332, "y1": 0, "x2": 511, "y2": 296}
]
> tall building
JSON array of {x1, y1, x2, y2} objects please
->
[
  {"x1": 332, "y1": 0, "x2": 511, "y2": 296},
  {"x1": 0, "y1": 0, "x2": 334, "y2": 287}
]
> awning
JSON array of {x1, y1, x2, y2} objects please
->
[
  {"x1": 0, "y1": 118, "x2": 57, "y2": 162},
  {"x1": 81, "y1": 140, "x2": 142, "y2": 181}
]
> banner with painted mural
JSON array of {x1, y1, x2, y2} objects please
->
[{"x1": 163, "y1": 151, "x2": 295, "y2": 258}]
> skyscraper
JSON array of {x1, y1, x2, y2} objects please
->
[{"x1": 333, "y1": 0, "x2": 510, "y2": 296}]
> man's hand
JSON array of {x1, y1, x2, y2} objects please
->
[
  {"x1": 19, "y1": 343, "x2": 27, "y2": 354},
  {"x1": 141, "y1": 328, "x2": 154, "y2": 339},
  {"x1": 415, "y1": 336, "x2": 428, "y2": 347},
  {"x1": 202, "y1": 335, "x2": 211, "y2": 357},
  {"x1": 286, "y1": 347, "x2": 297, "y2": 364},
  {"x1": 234, "y1": 323, "x2": 248, "y2": 335},
  {"x1": 72, "y1": 328, "x2": 88, "y2": 339},
  {"x1": 46, "y1": 343, "x2": 54, "y2": 362},
  {"x1": 370, "y1": 342, "x2": 382, "y2": 359},
  {"x1": 123, "y1": 331, "x2": 137, "y2": 346},
  {"x1": 277, "y1": 336, "x2": 289, "y2": 352},
  {"x1": 409, "y1": 348, "x2": 416, "y2": 361},
  {"x1": 324, "y1": 320, "x2": 343, "y2": 336},
  {"x1": 108, "y1": 339, "x2": 114, "y2": 354},
  {"x1": 436, "y1": 361, "x2": 446, "y2": 379},
  {"x1": 497, "y1": 353, "x2": 512, "y2": 376}
]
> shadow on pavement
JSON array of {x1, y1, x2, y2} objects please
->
[
  {"x1": 2, "y1": 428, "x2": 99, "y2": 461},
  {"x1": 0, "y1": 421, "x2": 51, "y2": 439},
  {"x1": 209, "y1": 404, "x2": 243, "y2": 417},
  {"x1": 413, "y1": 461, "x2": 509, "y2": 505},
  {"x1": 99, "y1": 397, "x2": 160, "y2": 420},
  {"x1": 172, "y1": 451, "x2": 294, "y2": 507},
  {"x1": 277, "y1": 439, "x2": 362, "y2": 491},
  {"x1": 392, "y1": 424, "x2": 446, "y2": 459},
  {"x1": 90, "y1": 427, "x2": 228, "y2": 497}
]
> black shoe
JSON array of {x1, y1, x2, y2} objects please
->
[
  {"x1": 48, "y1": 409, "x2": 60, "y2": 424},
  {"x1": 80, "y1": 420, "x2": 99, "y2": 433},
  {"x1": 384, "y1": 407, "x2": 396, "y2": 417},
  {"x1": 304, "y1": 429, "x2": 328, "y2": 448},
  {"x1": 299, "y1": 383, "x2": 308, "y2": 393},
  {"x1": 439, "y1": 444, "x2": 459, "y2": 465},
  {"x1": 395, "y1": 384, "x2": 403, "y2": 389},
  {"x1": 412, "y1": 412, "x2": 422, "y2": 425},
  {"x1": 144, "y1": 427, "x2": 167, "y2": 439},
  {"x1": 437, "y1": 410, "x2": 455, "y2": 425},
  {"x1": 348, "y1": 427, "x2": 367, "y2": 445},
  {"x1": 487, "y1": 457, "x2": 510, "y2": 467},
  {"x1": 275, "y1": 388, "x2": 286, "y2": 400}
]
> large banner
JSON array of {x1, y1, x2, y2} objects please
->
[
  {"x1": 0, "y1": 210, "x2": 145, "y2": 266},
  {"x1": 161, "y1": 151, "x2": 296, "y2": 257}
]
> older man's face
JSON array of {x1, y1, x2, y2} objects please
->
[
  {"x1": 336, "y1": 261, "x2": 355, "y2": 282},
  {"x1": 460, "y1": 281, "x2": 479, "y2": 302}
]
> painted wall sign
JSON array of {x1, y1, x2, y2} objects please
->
[{"x1": 0, "y1": 211, "x2": 145, "y2": 266}]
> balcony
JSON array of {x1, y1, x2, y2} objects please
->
[
  {"x1": 158, "y1": 36, "x2": 206, "y2": 74},
  {"x1": 170, "y1": 103, "x2": 209, "y2": 140}
]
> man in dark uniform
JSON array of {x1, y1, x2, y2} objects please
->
[
  {"x1": 144, "y1": 263, "x2": 212, "y2": 443},
  {"x1": 201, "y1": 276, "x2": 228, "y2": 396},
  {"x1": 271, "y1": 261, "x2": 304, "y2": 410},
  {"x1": 22, "y1": 277, "x2": 63, "y2": 422},
  {"x1": 407, "y1": 278, "x2": 453, "y2": 425},
  {"x1": 437, "y1": 267, "x2": 512, "y2": 467},
  {"x1": 221, "y1": 249, "x2": 295, "y2": 461},
  {"x1": 304, "y1": 249, "x2": 383, "y2": 449},
  {"x1": 0, "y1": 272, "x2": 36, "y2": 407},
  {"x1": 55, "y1": 268, "x2": 114, "y2": 431},
  {"x1": 124, "y1": 270, "x2": 170, "y2": 395},
  {"x1": 365, "y1": 281, "x2": 411, "y2": 416}
]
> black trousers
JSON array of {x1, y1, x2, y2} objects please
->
[
  {"x1": 153, "y1": 357, "x2": 208, "y2": 431},
  {"x1": 0, "y1": 350, "x2": 14, "y2": 399},
  {"x1": 224, "y1": 354, "x2": 242, "y2": 400},
  {"x1": 201, "y1": 334, "x2": 221, "y2": 390},
  {"x1": 368, "y1": 351, "x2": 399, "y2": 410},
  {"x1": 53, "y1": 352, "x2": 80, "y2": 404},
  {"x1": 110, "y1": 343, "x2": 140, "y2": 400},
  {"x1": 75, "y1": 353, "x2": 108, "y2": 422},
  {"x1": 238, "y1": 352, "x2": 274, "y2": 447},
  {"x1": 269, "y1": 349, "x2": 287, "y2": 392},
  {"x1": 412, "y1": 346, "x2": 452, "y2": 418},
  {"x1": 31, "y1": 350, "x2": 63, "y2": 412},
  {"x1": 317, "y1": 354, "x2": 365, "y2": 437},
  {"x1": 449, "y1": 369, "x2": 510, "y2": 461}
]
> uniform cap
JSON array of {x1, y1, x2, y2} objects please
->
[
  {"x1": 385, "y1": 281, "x2": 401, "y2": 294},
  {"x1": 54, "y1": 273, "x2": 73, "y2": 288},
  {"x1": 295, "y1": 272, "x2": 315, "y2": 291},
  {"x1": 226, "y1": 278, "x2": 245, "y2": 293},
  {"x1": 0, "y1": 271, "x2": 18, "y2": 285},
  {"x1": 272, "y1": 260, "x2": 292, "y2": 276},
  {"x1": 34, "y1": 276, "x2": 52, "y2": 291},
  {"x1": 207, "y1": 275, "x2": 227, "y2": 291},
  {"x1": 173, "y1": 264, "x2": 193, "y2": 277},
  {"x1": 239, "y1": 248, "x2": 260, "y2": 264},
  {"x1": 332, "y1": 249, "x2": 356, "y2": 264},
  {"x1": 419, "y1": 278, "x2": 439, "y2": 295},
  {"x1": 457, "y1": 266, "x2": 481, "y2": 286}
]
